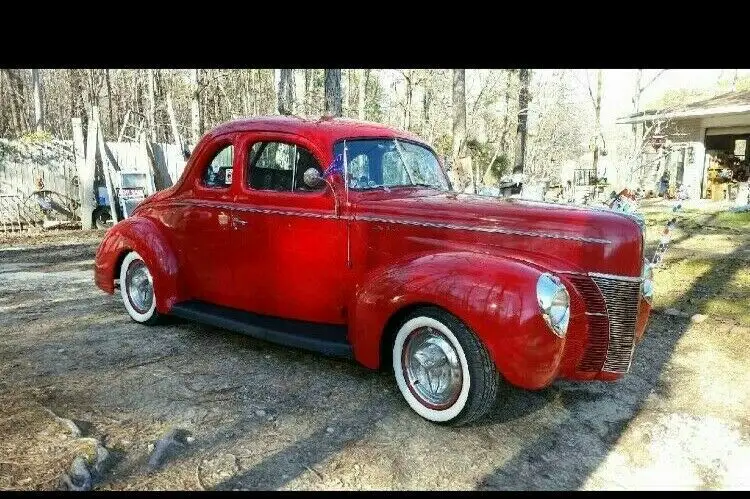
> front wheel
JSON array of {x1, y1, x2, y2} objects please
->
[
  {"x1": 392, "y1": 307, "x2": 501, "y2": 426},
  {"x1": 119, "y1": 251, "x2": 162, "y2": 325}
]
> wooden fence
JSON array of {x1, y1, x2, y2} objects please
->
[{"x1": 0, "y1": 138, "x2": 186, "y2": 231}]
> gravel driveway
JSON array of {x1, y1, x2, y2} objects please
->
[{"x1": 1, "y1": 218, "x2": 749, "y2": 490}]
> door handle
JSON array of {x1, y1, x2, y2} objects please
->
[{"x1": 232, "y1": 218, "x2": 248, "y2": 228}]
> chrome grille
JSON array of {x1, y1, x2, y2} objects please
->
[
  {"x1": 591, "y1": 275, "x2": 642, "y2": 374},
  {"x1": 566, "y1": 274, "x2": 609, "y2": 372}
]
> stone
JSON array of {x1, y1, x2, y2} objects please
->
[
  {"x1": 147, "y1": 428, "x2": 192, "y2": 472},
  {"x1": 691, "y1": 314, "x2": 708, "y2": 323}
]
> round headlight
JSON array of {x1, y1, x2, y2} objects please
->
[
  {"x1": 642, "y1": 258, "x2": 654, "y2": 303},
  {"x1": 536, "y1": 273, "x2": 570, "y2": 338}
]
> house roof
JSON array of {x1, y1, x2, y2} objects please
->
[{"x1": 616, "y1": 90, "x2": 750, "y2": 124}]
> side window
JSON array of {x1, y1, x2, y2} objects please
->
[
  {"x1": 247, "y1": 141, "x2": 324, "y2": 192},
  {"x1": 348, "y1": 153, "x2": 371, "y2": 188},
  {"x1": 202, "y1": 144, "x2": 234, "y2": 188}
]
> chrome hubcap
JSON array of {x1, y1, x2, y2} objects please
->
[
  {"x1": 402, "y1": 327, "x2": 463, "y2": 409},
  {"x1": 126, "y1": 260, "x2": 153, "y2": 314}
]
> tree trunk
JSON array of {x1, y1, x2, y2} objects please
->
[
  {"x1": 68, "y1": 69, "x2": 86, "y2": 132},
  {"x1": 422, "y1": 76, "x2": 431, "y2": 141},
  {"x1": 304, "y1": 69, "x2": 312, "y2": 116},
  {"x1": 278, "y1": 68, "x2": 295, "y2": 115},
  {"x1": 105, "y1": 69, "x2": 115, "y2": 139},
  {"x1": 32, "y1": 69, "x2": 43, "y2": 132},
  {"x1": 4, "y1": 69, "x2": 25, "y2": 136},
  {"x1": 190, "y1": 68, "x2": 201, "y2": 145},
  {"x1": 451, "y1": 69, "x2": 466, "y2": 160},
  {"x1": 513, "y1": 68, "x2": 531, "y2": 174},
  {"x1": 147, "y1": 68, "x2": 156, "y2": 141},
  {"x1": 324, "y1": 69, "x2": 342, "y2": 117},
  {"x1": 0, "y1": 71, "x2": 4, "y2": 134},
  {"x1": 451, "y1": 69, "x2": 469, "y2": 192},
  {"x1": 499, "y1": 69, "x2": 516, "y2": 163},
  {"x1": 357, "y1": 69, "x2": 366, "y2": 120},
  {"x1": 242, "y1": 70, "x2": 250, "y2": 116},
  {"x1": 632, "y1": 69, "x2": 642, "y2": 155},
  {"x1": 403, "y1": 70, "x2": 413, "y2": 130},
  {"x1": 592, "y1": 69, "x2": 603, "y2": 174}
]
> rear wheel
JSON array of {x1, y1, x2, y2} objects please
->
[
  {"x1": 119, "y1": 251, "x2": 162, "y2": 325},
  {"x1": 393, "y1": 307, "x2": 501, "y2": 426}
]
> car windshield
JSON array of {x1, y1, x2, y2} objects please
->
[{"x1": 333, "y1": 139, "x2": 449, "y2": 191}]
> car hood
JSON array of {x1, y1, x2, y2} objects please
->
[{"x1": 352, "y1": 189, "x2": 645, "y2": 276}]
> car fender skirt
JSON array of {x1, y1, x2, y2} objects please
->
[
  {"x1": 349, "y1": 251, "x2": 566, "y2": 390},
  {"x1": 94, "y1": 216, "x2": 182, "y2": 313}
]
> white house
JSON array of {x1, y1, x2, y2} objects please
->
[{"x1": 616, "y1": 90, "x2": 750, "y2": 200}]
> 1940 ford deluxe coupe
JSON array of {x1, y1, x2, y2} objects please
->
[{"x1": 94, "y1": 116, "x2": 653, "y2": 425}]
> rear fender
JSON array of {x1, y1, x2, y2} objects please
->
[{"x1": 94, "y1": 216, "x2": 182, "y2": 313}]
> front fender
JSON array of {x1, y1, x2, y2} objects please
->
[
  {"x1": 349, "y1": 251, "x2": 567, "y2": 389},
  {"x1": 94, "y1": 216, "x2": 182, "y2": 313}
]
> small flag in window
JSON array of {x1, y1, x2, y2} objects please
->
[{"x1": 325, "y1": 153, "x2": 344, "y2": 177}]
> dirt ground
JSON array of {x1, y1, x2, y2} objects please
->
[{"x1": 1, "y1": 205, "x2": 750, "y2": 491}]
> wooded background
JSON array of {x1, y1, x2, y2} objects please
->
[{"x1": 2, "y1": 69, "x2": 748, "y2": 192}]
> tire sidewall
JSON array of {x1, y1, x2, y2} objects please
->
[
  {"x1": 119, "y1": 251, "x2": 157, "y2": 323},
  {"x1": 393, "y1": 315, "x2": 471, "y2": 423}
]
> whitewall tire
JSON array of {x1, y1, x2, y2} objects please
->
[
  {"x1": 392, "y1": 307, "x2": 500, "y2": 426},
  {"x1": 119, "y1": 251, "x2": 161, "y2": 325}
]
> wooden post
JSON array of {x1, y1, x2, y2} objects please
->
[
  {"x1": 80, "y1": 117, "x2": 98, "y2": 230},
  {"x1": 71, "y1": 118, "x2": 90, "y2": 229},
  {"x1": 140, "y1": 136, "x2": 157, "y2": 195},
  {"x1": 93, "y1": 107, "x2": 119, "y2": 224}
]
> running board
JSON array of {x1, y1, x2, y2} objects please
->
[{"x1": 169, "y1": 300, "x2": 353, "y2": 359}]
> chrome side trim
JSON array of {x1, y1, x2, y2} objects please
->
[
  {"x1": 154, "y1": 200, "x2": 612, "y2": 245},
  {"x1": 165, "y1": 200, "x2": 338, "y2": 220},
  {"x1": 354, "y1": 216, "x2": 611, "y2": 244},
  {"x1": 584, "y1": 312, "x2": 608, "y2": 317}
]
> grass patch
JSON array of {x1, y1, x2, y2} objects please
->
[{"x1": 645, "y1": 209, "x2": 750, "y2": 232}]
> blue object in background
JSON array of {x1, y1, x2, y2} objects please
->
[{"x1": 97, "y1": 187, "x2": 110, "y2": 207}]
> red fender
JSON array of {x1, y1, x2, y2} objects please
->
[
  {"x1": 94, "y1": 216, "x2": 183, "y2": 313},
  {"x1": 348, "y1": 251, "x2": 567, "y2": 390}
]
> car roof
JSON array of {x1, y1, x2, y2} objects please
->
[{"x1": 206, "y1": 115, "x2": 427, "y2": 149}]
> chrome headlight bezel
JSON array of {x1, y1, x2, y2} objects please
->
[
  {"x1": 536, "y1": 273, "x2": 571, "y2": 338},
  {"x1": 641, "y1": 258, "x2": 654, "y2": 303}
]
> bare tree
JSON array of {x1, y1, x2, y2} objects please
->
[
  {"x1": 357, "y1": 69, "x2": 367, "y2": 120},
  {"x1": 278, "y1": 68, "x2": 295, "y2": 115},
  {"x1": 451, "y1": 69, "x2": 470, "y2": 191},
  {"x1": 31, "y1": 69, "x2": 43, "y2": 132},
  {"x1": 304, "y1": 69, "x2": 312, "y2": 116},
  {"x1": 190, "y1": 69, "x2": 201, "y2": 145},
  {"x1": 589, "y1": 69, "x2": 603, "y2": 173},
  {"x1": 324, "y1": 69, "x2": 342, "y2": 117},
  {"x1": 147, "y1": 69, "x2": 156, "y2": 141},
  {"x1": 451, "y1": 69, "x2": 467, "y2": 160},
  {"x1": 514, "y1": 68, "x2": 531, "y2": 174}
]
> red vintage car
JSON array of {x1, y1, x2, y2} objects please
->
[{"x1": 94, "y1": 116, "x2": 653, "y2": 425}]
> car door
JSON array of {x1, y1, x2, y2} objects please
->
[
  {"x1": 227, "y1": 131, "x2": 347, "y2": 325},
  {"x1": 168, "y1": 134, "x2": 239, "y2": 306}
]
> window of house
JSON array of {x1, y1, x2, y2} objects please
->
[
  {"x1": 734, "y1": 139, "x2": 747, "y2": 161},
  {"x1": 247, "y1": 141, "x2": 324, "y2": 192},
  {"x1": 202, "y1": 144, "x2": 234, "y2": 188}
]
